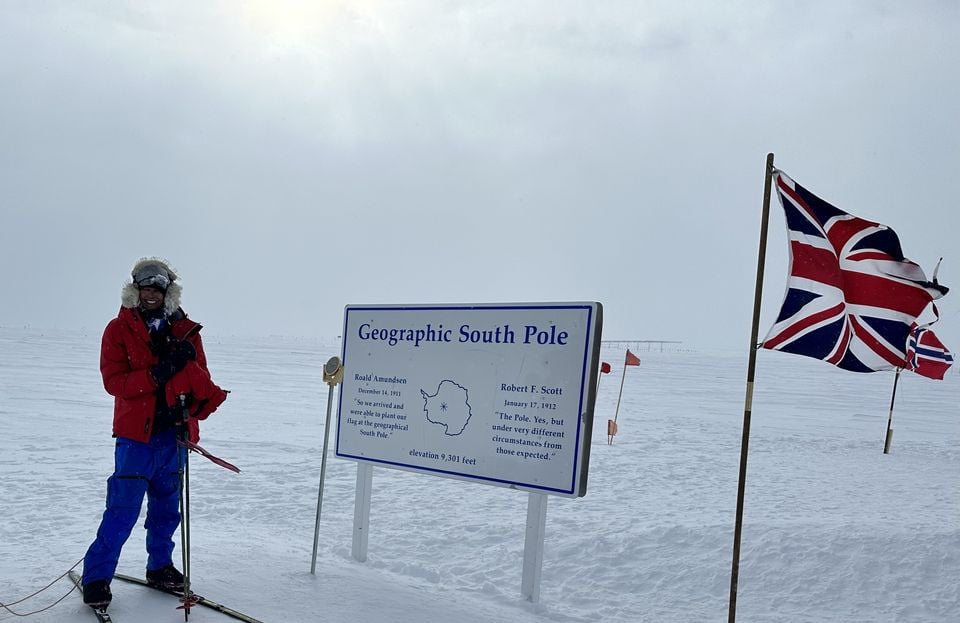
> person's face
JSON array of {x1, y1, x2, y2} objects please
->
[{"x1": 138, "y1": 286, "x2": 165, "y2": 311}]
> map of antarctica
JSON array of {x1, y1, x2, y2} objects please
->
[{"x1": 420, "y1": 380, "x2": 473, "y2": 436}]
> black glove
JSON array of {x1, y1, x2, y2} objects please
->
[
  {"x1": 169, "y1": 339, "x2": 197, "y2": 363},
  {"x1": 150, "y1": 340, "x2": 196, "y2": 385},
  {"x1": 174, "y1": 394, "x2": 194, "y2": 425}
]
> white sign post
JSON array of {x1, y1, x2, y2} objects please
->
[
  {"x1": 336, "y1": 302, "x2": 602, "y2": 600},
  {"x1": 521, "y1": 492, "x2": 548, "y2": 602},
  {"x1": 351, "y1": 462, "x2": 373, "y2": 563}
]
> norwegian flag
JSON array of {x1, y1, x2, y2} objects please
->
[
  {"x1": 762, "y1": 170, "x2": 948, "y2": 372},
  {"x1": 906, "y1": 324, "x2": 954, "y2": 379}
]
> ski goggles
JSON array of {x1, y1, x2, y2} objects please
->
[{"x1": 134, "y1": 265, "x2": 172, "y2": 290}]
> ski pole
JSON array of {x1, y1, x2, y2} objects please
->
[
  {"x1": 177, "y1": 393, "x2": 193, "y2": 621},
  {"x1": 311, "y1": 356, "x2": 344, "y2": 574}
]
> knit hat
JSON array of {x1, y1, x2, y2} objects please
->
[{"x1": 121, "y1": 257, "x2": 182, "y2": 313}]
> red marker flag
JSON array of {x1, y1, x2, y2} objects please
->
[
  {"x1": 611, "y1": 349, "x2": 641, "y2": 444},
  {"x1": 600, "y1": 361, "x2": 611, "y2": 374}
]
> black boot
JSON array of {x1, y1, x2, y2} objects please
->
[
  {"x1": 82, "y1": 579, "x2": 112, "y2": 607},
  {"x1": 146, "y1": 564, "x2": 185, "y2": 590}
]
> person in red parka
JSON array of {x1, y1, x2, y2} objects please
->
[{"x1": 81, "y1": 258, "x2": 227, "y2": 609}]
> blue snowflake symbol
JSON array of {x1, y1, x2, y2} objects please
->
[{"x1": 440, "y1": 402, "x2": 448, "y2": 411}]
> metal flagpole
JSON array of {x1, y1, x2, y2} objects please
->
[
  {"x1": 729, "y1": 152, "x2": 775, "y2": 623},
  {"x1": 883, "y1": 368, "x2": 902, "y2": 454},
  {"x1": 611, "y1": 356, "x2": 628, "y2": 444},
  {"x1": 596, "y1": 365, "x2": 608, "y2": 443},
  {"x1": 311, "y1": 356, "x2": 344, "y2": 574}
]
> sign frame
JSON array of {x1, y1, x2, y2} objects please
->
[{"x1": 335, "y1": 302, "x2": 602, "y2": 497}]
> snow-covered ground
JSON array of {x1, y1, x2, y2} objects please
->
[{"x1": 1, "y1": 327, "x2": 957, "y2": 622}]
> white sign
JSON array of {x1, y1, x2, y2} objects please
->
[{"x1": 336, "y1": 303, "x2": 602, "y2": 497}]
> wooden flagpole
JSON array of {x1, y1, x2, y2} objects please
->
[
  {"x1": 611, "y1": 356, "x2": 629, "y2": 445},
  {"x1": 729, "y1": 152, "x2": 775, "y2": 623},
  {"x1": 883, "y1": 368, "x2": 902, "y2": 454}
]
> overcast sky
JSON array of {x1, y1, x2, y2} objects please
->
[{"x1": 1, "y1": 1, "x2": 957, "y2": 351}]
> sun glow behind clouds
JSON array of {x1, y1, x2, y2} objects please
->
[{"x1": 236, "y1": 0, "x2": 383, "y2": 52}]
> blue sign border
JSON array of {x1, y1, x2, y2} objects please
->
[{"x1": 336, "y1": 303, "x2": 601, "y2": 497}]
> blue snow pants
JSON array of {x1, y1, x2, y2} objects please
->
[{"x1": 82, "y1": 429, "x2": 185, "y2": 584}]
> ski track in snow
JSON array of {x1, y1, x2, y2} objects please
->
[{"x1": 0, "y1": 327, "x2": 957, "y2": 622}]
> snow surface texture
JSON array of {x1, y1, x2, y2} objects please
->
[{"x1": 0, "y1": 328, "x2": 956, "y2": 622}]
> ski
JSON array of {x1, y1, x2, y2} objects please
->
[
  {"x1": 113, "y1": 573, "x2": 264, "y2": 623},
  {"x1": 67, "y1": 571, "x2": 113, "y2": 623}
]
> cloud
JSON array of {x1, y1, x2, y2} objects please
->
[{"x1": 1, "y1": 1, "x2": 958, "y2": 349}]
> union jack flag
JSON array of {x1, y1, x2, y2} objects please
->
[
  {"x1": 906, "y1": 323, "x2": 954, "y2": 380},
  {"x1": 762, "y1": 170, "x2": 948, "y2": 372}
]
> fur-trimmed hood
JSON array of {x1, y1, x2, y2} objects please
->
[{"x1": 120, "y1": 257, "x2": 183, "y2": 315}]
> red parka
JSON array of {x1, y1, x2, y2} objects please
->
[{"x1": 100, "y1": 306, "x2": 226, "y2": 443}]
